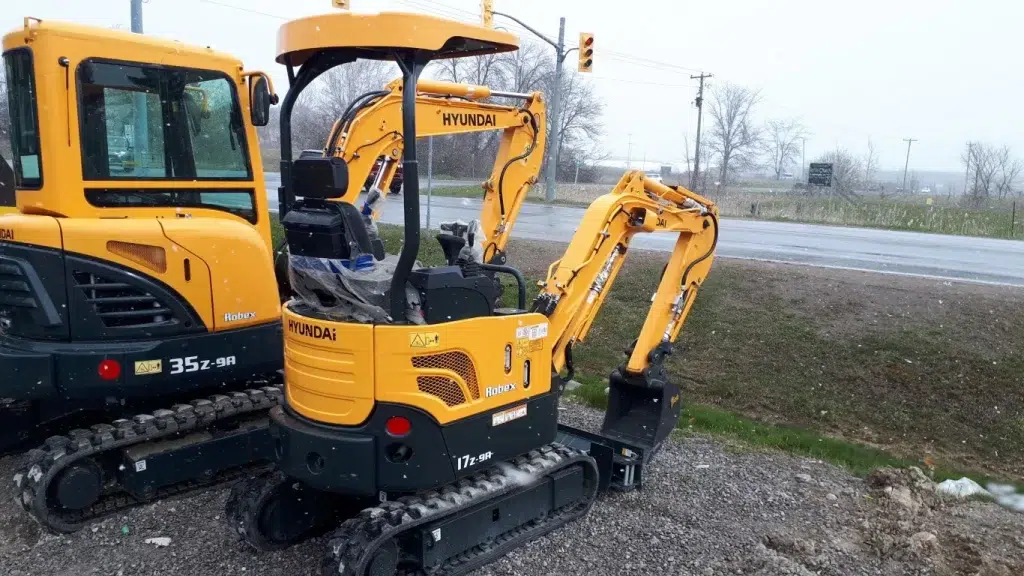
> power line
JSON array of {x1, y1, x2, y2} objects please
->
[
  {"x1": 399, "y1": 0, "x2": 709, "y2": 75},
  {"x1": 196, "y1": 0, "x2": 289, "y2": 20}
]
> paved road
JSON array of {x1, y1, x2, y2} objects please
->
[{"x1": 263, "y1": 175, "x2": 1024, "y2": 287}]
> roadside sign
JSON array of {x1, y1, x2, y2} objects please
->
[{"x1": 808, "y1": 163, "x2": 833, "y2": 187}]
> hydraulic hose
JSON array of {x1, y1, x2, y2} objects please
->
[
  {"x1": 496, "y1": 109, "x2": 539, "y2": 219},
  {"x1": 324, "y1": 90, "x2": 390, "y2": 154},
  {"x1": 680, "y1": 211, "x2": 719, "y2": 289}
]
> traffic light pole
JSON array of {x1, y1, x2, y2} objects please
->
[{"x1": 492, "y1": 11, "x2": 574, "y2": 202}]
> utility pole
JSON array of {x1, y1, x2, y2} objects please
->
[
  {"x1": 130, "y1": 0, "x2": 148, "y2": 175},
  {"x1": 901, "y1": 137, "x2": 917, "y2": 193},
  {"x1": 689, "y1": 72, "x2": 711, "y2": 190},
  {"x1": 490, "y1": 10, "x2": 573, "y2": 202},
  {"x1": 962, "y1": 141, "x2": 972, "y2": 196},
  {"x1": 626, "y1": 133, "x2": 632, "y2": 169},
  {"x1": 801, "y1": 137, "x2": 807, "y2": 180}
]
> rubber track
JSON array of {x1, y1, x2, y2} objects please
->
[
  {"x1": 11, "y1": 384, "x2": 283, "y2": 534},
  {"x1": 321, "y1": 443, "x2": 599, "y2": 576}
]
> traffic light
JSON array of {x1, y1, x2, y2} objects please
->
[
  {"x1": 332, "y1": 0, "x2": 350, "y2": 9},
  {"x1": 578, "y1": 33, "x2": 593, "y2": 73}
]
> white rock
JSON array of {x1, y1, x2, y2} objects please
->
[{"x1": 145, "y1": 537, "x2": 172, "y2": 547}]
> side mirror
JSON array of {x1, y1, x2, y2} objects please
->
[{"x1": 250, "y1": 76, "x2": 272, "y2": 127}]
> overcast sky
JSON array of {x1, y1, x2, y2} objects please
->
[{"x1": 4, "y1": 0, "x2": 1020, "y2": 173}]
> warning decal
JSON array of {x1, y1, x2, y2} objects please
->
[
  {"x1": 409, "y1": 332, "x2": 441, "y2": 348},
  {"x1": 515, "y1": 323, "x2": 548, "y2": 341},
  {"x1": 134, "y1": 360, "x2": 163, "y2": 376}
]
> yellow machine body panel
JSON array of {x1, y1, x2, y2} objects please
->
[
  {"x1": 159, "y1": 219, "x2": 280, "y2": 331},
  {"x1": 283, "y1": 305, "x2": 376, "y2": 426},
  {"x1": 0, "y1": 213, "x2": 63, "y2": 250},
  {"x1": 1, "y1": 17, "x2": 273, "y2": 252},
  {"x1": 58, "y1": 219, "x2": 215, "y2": 328},
  {"x1": 375, "y1": 313, "x2": 551, "y2": 425},
  {"x1": 276, "y1": 11, "x2": 518, "y2": 66},
  {"x1": 282, "y1": 303, "x2": 552, "y2": 427}
]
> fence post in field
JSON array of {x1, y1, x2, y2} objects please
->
[{"x1": 1011, "y1": 201, "x2": 1017, "y2": 238}]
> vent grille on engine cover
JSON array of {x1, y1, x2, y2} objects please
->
[
  {"x1": 412, "y1": 351, "x2": 480, "y2": 406},
  {"x1": 0, "y1": 259, "x2": 37, "y2": 311},
  {"x1": 72, "y1": 270, "x2": 175, "y2": 328}
]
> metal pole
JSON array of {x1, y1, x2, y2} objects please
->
[
  {"x1": 801, "y1": 137, "x2": 807, "y2": 180},
  {"x1": 543, "y1": 17, "x2": 566, "y2": 202},
  {"x1": 626, "y1": 133, "x2": 632, "y2": 169},
  {"x1": 130, "y1": 0, "x2": 148, "y2": 176},
  {"x1": 901, "y1": 137, "x2": 917, "y2": 193},
  {"x1": 426, "y1": 136, "x2": 433, "y2": 230},
  {"x1": 490, "y1": 11, "x2": 567, "y2": 202}
]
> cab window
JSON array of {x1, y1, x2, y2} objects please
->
[
  {"x1": 2, "y1": 48, "x2": 42, "y2": 189},
  {"x1": 77, "y1": 59, "x2": 251, "y2": 181}
]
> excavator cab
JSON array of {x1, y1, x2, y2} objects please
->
[{"x1": 0, "y1": 18, "x2": 284, "y2": 448}]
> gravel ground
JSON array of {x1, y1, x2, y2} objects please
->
[{"x1": 1, "y1": 399, "x2": 1021, "y2": 576}]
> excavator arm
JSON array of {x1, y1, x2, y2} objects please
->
[
  {"x1": 531, "y1": 170, "x2": 718, "y2": 456},
  {"x1": 320, "y1": 79, "x2": 546, "y2": 263},
  {"x1": 532, "y1": 170, "x2": 719, "y2": 380}
]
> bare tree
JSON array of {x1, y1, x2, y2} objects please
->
[
  {"x1": 547, "y1": 68, "x2": 604, "y2": 180},
  {"x1": 761, "y1": 117, "x2": 805, "y2": 180},
  {"x1": 813, "y1": 147, "x2": 862, "y2": 200},
  {"x1": 289, "y1": 59, "x2": 399, "y2": 154},
  {"x1": 496, "y1": 39, "x2": 548, "y2": 95},
  {"x1": 961, "y1": 142, "x2": 1023, "y2": 204},
  {"x1": 706, "y1": 81, "x2": 762, "y2": 187},
  {"x1": 864, "y1": 139, "x2": 879, "y2": 184}
]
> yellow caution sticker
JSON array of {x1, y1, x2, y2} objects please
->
[
  {"x1": 134, "y1": 359, "x2": 163, "y2": 376},
  {"x1": 409, "y1": 332, "x2": 441, "y2": 348},
  {"x1": 515, "y1": 337, "x2": 543, "y2": 357}
]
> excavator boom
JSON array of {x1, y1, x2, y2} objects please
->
[{"x1": 311, "y1": 79, "x2": 545, "y2": 263}]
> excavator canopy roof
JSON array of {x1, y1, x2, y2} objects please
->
[{"x1": 276, "y1": 11, "x2": 519, "y2": 67}]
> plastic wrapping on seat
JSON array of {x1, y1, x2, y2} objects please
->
[
  {"x1": 439, "y1": 219, "x2": 484, "y2": 263},
  {"x1": 288, "y1": 252, "x2": 425, "y2": 324}
]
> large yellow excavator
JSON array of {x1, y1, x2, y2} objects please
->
[
  {"x1": 2, "y1": 15, "x2": 546, "y2": 533},
  {"x1": 224, "y1": 9, "x2": 718, "y2": 576}
]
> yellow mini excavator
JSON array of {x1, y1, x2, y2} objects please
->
[
  {"x1": 3, "y1": 16, "x2": 547, "y2": 534},
  {"x1": 225, "y1": 10, "x2": 718, "y2": 576}
]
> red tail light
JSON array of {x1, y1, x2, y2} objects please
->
[
  {"x1": 385, "y1": 416, "x2": 411, "y2": 437},
  {"x1": 98, "y1": 359, "x2": 122, "y2": 381}
]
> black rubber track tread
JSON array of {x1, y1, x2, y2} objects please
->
[
  {"x1": 225, "y1": 469, "x2": 297, "y2": 552},
  {"x1": 11, "y1": 383, "x2": 283, "y2": 534},
  {"x1": 320, "y1": 443, "x2": 599, "y2": 576}
]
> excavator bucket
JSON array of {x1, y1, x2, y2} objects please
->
[{"x1": 600, "y1": 345, "x2": 682, "y2": 461}]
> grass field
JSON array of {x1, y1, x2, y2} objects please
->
[
  {"x1": 271, "y1": 217, "x2": 1024, "y2": 486},
  {"x1": 417, "y1": 181, "x2": 1024, "y2": 240}
]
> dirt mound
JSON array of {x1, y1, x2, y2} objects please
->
[{"x1": 858, "y1": 467, "x2": 1023, "y2": 576}]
